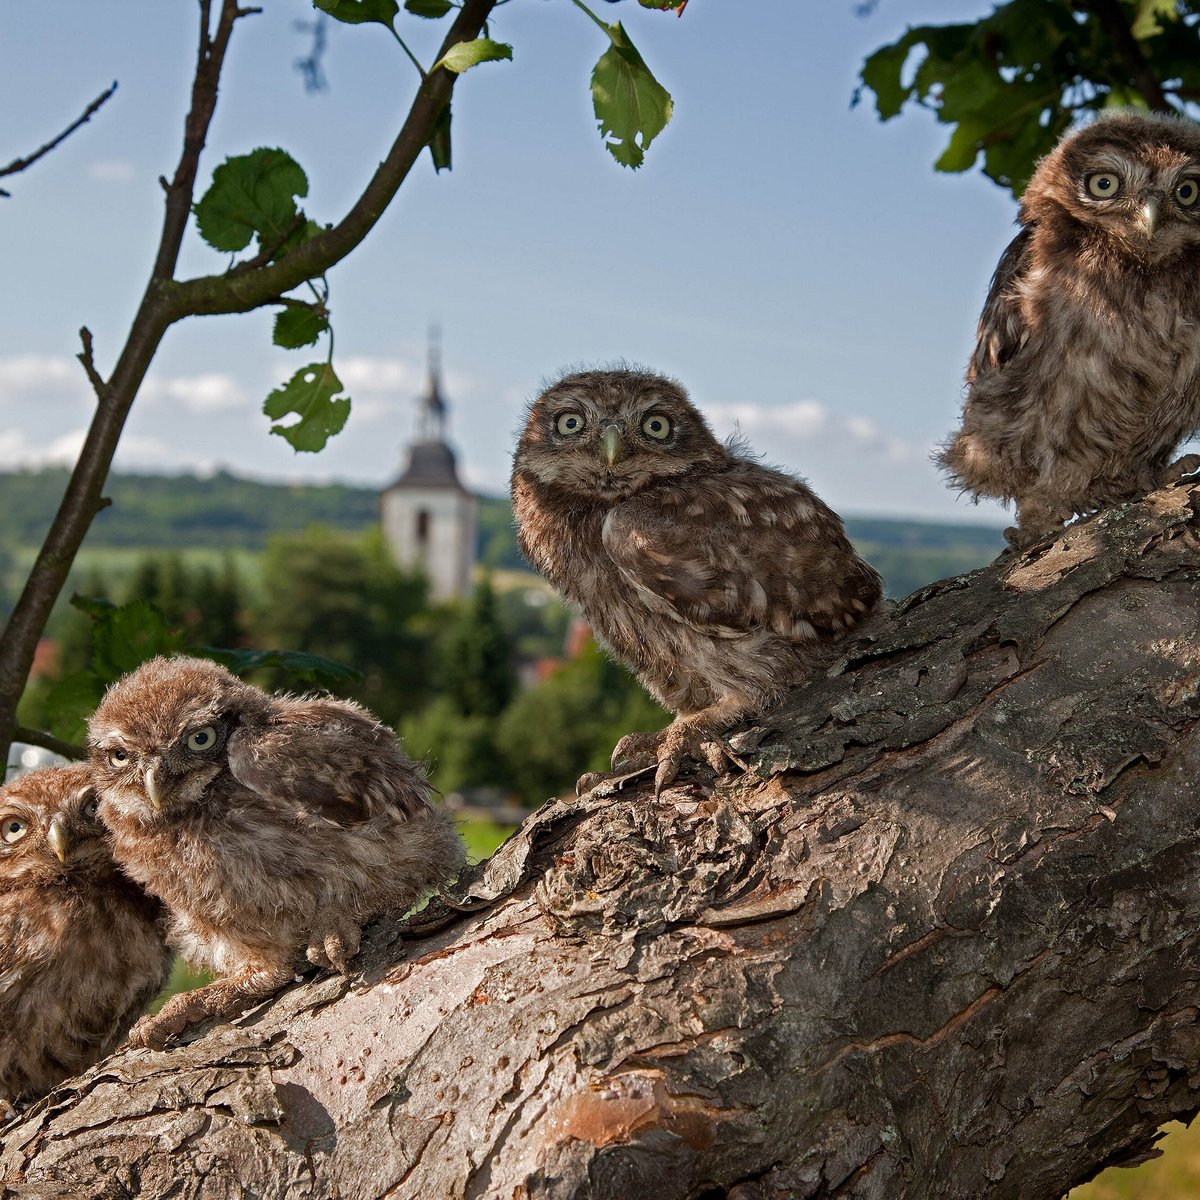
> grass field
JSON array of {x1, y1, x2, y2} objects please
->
[{"x1": 1068, "y1": 1120, "x2": 1200, "y2": 1198}]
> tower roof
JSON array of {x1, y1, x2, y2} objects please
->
[
  {"x1": 383, "y1": 328, "x2": 471, "y2": 493},
  {"x1": 386, "y1": 438, "x2": 470, "y2": 492}
]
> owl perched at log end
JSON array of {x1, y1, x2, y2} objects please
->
[
  {"x1": 87, "y1": 656, "x2": 466, "y2": 1050},
  {"x1": 511, "y1": 367, "x2": 883, "y2": 794},
  {"x1": 0, "y1": 764, "x2": 171, "y2": 1118},
  {"x1": 939, "y1": 111, "x2": 1200, "y2": 550}
]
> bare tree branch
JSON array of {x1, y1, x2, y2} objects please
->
[
  {"x1": 0, "y1": 82, "x2": 118, "y2": 198},
  {"x1": 9, "y1": 727, "x2": 86, "y2": 762}
]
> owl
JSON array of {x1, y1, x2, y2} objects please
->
[
  {"x1": 511, "y1": 367, "x2": 883, "y2": 794},
  {"x1": 87, "y1": 656, "x2": 467, "y2": 1050},
  {"x1": 0, "y1": 764, "x2": 171, "y2": 1118},
  {"x1": 939, "y1": 111, "x2": 1200, "y2": 550}
]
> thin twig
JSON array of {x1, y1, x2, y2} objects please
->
[
  {"x1": 11, "y1": 726, "x2": 87, "y2": 761},
  {"x1": 0, "y1": 81, "x2": 119, "y2": 196},
  {"x1": 76, "y1": 327, "x2": 108, "y2": 400}
]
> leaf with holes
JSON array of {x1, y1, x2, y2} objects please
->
[
  {"x1": 591, "y1": 22, "x2": 673, "y2": 169},
  {"x1": 194, "y1": 147, "x2": 310, "y2": 254},
  {"x1": 263, "y1": 362, "x2": 351, "y2": 452}
]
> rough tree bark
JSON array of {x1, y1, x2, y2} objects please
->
[{"x1": 4, "y1": 479, "x2": 1200, "y2": 1200}]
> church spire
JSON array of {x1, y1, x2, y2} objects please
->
[{"x1": 418, "y1": 324, "x2": 448, "y2": 443}]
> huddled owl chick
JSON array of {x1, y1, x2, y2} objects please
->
[
  {"x1": 940, "y1": 111, "x2": 1200, "y2": 550},
  {"x1": 0, "y1": 764, "x2": 171, "y2": 1118},
  {"x1": 511, "y1": 367, "x2": 883, "y2": 794},
  {"x1": 87, "y1": 656, "x2": 466, "y2": 1050}
]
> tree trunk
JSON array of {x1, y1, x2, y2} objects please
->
[{"x1": 4, "y1": 480, "x2": 1200, "y2": 1200}]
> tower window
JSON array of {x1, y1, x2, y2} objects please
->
[{"x1": 416, "y1": 509, "x2": 430, "y2": 545}]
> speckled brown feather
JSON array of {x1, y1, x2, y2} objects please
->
[
  {"x1": 0, "y1": 765, "x2": 171, "y2": 1114},
  {"x1": 87, "y1": 657, "x2": 466, "y2": 1048},
  {"x1": 940, "y1": 112, "x2": 1200, "y2": 547},
  {"x1": 511, "y1": 367, "x2": 883, "y2": 788}
]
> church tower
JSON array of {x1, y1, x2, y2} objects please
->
[{"x1": 380, "y1": 334, "x2": 477, "y2": 602}]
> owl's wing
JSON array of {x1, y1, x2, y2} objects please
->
[
  {"x1": 601, "y1": 479, "x2": 882, "y2": 643},
  {"x1": 226, "y1": 699, "x2": 429, "y2": 826},
  {"x1": 966, "y1": 227, "x2": 1033, "y2": 384}
]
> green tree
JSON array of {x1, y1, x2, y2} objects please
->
[
  {"x1": 858, "y1": 0, "x2": 1200, "y2": 195},
  {"x1": 440, "y1": 575, "x2": 516, "y2": 719},
  {"x1": 2, "y1": 0, "x2": 685, "y2": 766},
  {"x1": 496, "y1": 638, "x2": 668, "y2": 805},
  {"x1": 255, "y1": 526, "x2": 429, "y2": 724}
]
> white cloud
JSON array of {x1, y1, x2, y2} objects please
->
[
  {"x1": 88, "y1": 159, "x2": 136, "y2": 183},
  {"x1": 707, "y1": 398, "x2": 827, "y2": 438},
  {"x1": 0, "y1": 355, "x2": 84, "y2": 402},
  {"x1": 141, "y1": 372, "x2": 248, "y2": 414}
]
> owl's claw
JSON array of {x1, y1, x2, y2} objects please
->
[
  {"x1": 307, "y1": 920, "x2": 361, "y2": 975},
  {"x1": 608, "y1": 724, "x2": 735, "y2": 797}
]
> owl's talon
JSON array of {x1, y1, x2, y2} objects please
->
[{"x1": 307, "y1": 920, "x2": 361, "y2": 975}]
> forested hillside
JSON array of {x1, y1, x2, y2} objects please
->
[{"x1": 0, "y1": 468, "x2": 1004, "y2": 597}]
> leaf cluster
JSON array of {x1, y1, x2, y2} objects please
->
[{"x1": 857, "y1": 0, "x2": 1200, "y2": 195}]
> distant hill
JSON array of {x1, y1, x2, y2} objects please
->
[{"x1": 0, "y1": 468, "x2": 1005, "y2": 598}]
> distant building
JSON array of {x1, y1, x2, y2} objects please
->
[{"x1": 380, "y1": 336, "x2": 477, "y2": 602}]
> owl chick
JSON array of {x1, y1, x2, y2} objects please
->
[
  {"x1": 0, "y1": 764, "x2": 170, "y2": 1118},
  {"x1": 87, "y1": 656, "x2": 466, "y2": 1050},
  {"x1": 940, "y1": 111, "x2": 1200, "y2": 550},
  {"x1": 511, "y1": 367, "x2": 883, "y2": 794}
]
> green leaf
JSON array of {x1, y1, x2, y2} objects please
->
[
  {"x1": 405, "y1": 0, "x2": 453, "y2": 17},
  {"x1": 637, "y1": 0, "x2": 688, "y2": 8},
  {"x1": 198, "y1": 646, "x2": 364, "y2": 688},
  {"x1": 314, "y1": 0, "x2": 399, "y2": 28},
  {"x1": 44, "y1": 673, "x2": 105, "y2": 743},
  {"x1": 934, "y1": 118, "x2": 987, "y2": 173},
  {"x1": 435, "y1": 37, "x2": 513, "y2": 75},
  {"x1": 194, "y1": 147, "x2": 310, "y2": 254},
  {"x1": 263, "y1": 362, "x2": 351, "y2": 452},
  {"x1": 273, "y1": 306, "x2": 330, "y2": 350},
  {"x1": 428, "y1": 103, "x2": 453, "y2": 172},
  {"x1": 591, "y1": 21, "x2": 673, "y2": 169},
  {"x1": 1131, "y1": 0, "x2": 1177, "y2": 40},
  {"x1": 75, "y1": 596, "x2": 182, "y2": 679},
  {"x1": 856, "y1": 33, "x2": 923, "y2": 120}
]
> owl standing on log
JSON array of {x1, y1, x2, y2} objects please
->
[
  {"x1": 940, "y1": 112, "x2": 1200, "y2": 550},
  {"x1": 511, "y1": 367, "x2": 883, "y2": 794},
  {"x1": 87, "y1": 656, "x2": 466, "y2": 1050},
  {"x1": 0, "y1": 765, "x2": 170, "y2": 1118}
]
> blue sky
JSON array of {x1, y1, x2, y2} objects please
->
[{"x1": 1, "y1": 0, "x2": 1017, "y2": 522}]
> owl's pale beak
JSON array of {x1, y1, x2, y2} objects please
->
[
  {"x1": 602, "y1": 424, "x2": 625, "y2": 467},
  {"x1": 46, "y1": 816, "x2": 70, "y2": 864},
  {"x1": 143, "y1": 763, "x2": 164, "y2": 812},
  {"x1": 1137, "y1": 196, "x2": 1161, "y2": 239}
]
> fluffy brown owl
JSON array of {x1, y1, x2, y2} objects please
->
[
  {"x1": 0, "y1": 764, "x2": 171, "y2": 1118},
  {"x1": 511, "y1": 367, "x2": 883, "y2": 793},
  {"x1": 940, "y1": 112, "x2": 1200, "y2": 549},
  {"x1": 87, "y1": 656, "x2": 466, "y2": 1050}
]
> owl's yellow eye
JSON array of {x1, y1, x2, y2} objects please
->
[
  {"x1": 555, "y1": 412, "x2": 585, "y2": 436},
  {"x1": 642, "y1": 413, "x2": 672, "y2": 440},
  {"x1": 1175, "y1": 178, "x2": 1199, "y2": 207},
  {"x1": 1085, "y1": 172, "x2": 1120, "y2": 199},
  {"x1": 82, "y1": 798, "x2": 100, "y2": 821},
  {"x1": 2, "y1": 818, "x2": 26, "y2": 844},
  {"x1": 186, "y1": 725, "x2": 218, "y2": 752},
  {"x1": 109, "y1": 748, "x2": 129, "y2": 767}
]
